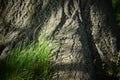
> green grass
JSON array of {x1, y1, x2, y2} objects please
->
[
  {"x1": 112, "y1": 0, "x2": 120, "y2": 27},
  {"x1": 0, "y1": 35, "x2": 53, "y2": 80}
]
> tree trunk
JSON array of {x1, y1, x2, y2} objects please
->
[{"x1": 0, "y1": 0, "x2": 119, "y2": 80}]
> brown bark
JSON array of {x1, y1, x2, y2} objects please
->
[{"x1": 0, "y1": 0, "x2": 119, "y2": 80}]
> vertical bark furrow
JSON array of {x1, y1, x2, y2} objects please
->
[
  {"x1": 90, "y1": 1, "x2": 118, "y2": 62},
  {"x1": 45, "y1": 1, "x2": 94, "y2": 80}
]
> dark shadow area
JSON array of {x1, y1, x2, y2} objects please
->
[
  {"x1": 81, "y1": 2, "x2": 105, "y2": 80},
  {"x1": 83, "y1": 0, "x2": 120, "y2": 80},
  {"x1": 52, "y1": 62, "x2": 90, "y2": 72}
]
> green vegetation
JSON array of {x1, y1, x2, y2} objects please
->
[
  {"x1": 112, "y1": 0, "x2": 120, "y2": 27},
  {"x1": 0, "y1": 35, "x2": 53, "y2": 80}
]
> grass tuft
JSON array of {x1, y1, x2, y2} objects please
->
[{"x1": 0, "y1": 35, "x2": 53, "y2": 80}]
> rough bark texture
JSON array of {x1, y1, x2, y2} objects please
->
[
  {"x1": 90, "y1": 0, "x2": 118, "y2": 62},
  {"x1": 0, "y1": 0, "x2": 119, "y2": 80}
]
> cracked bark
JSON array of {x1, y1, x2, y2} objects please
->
[{"x1": 0, "y1": 0, "x2": 119, "y2": 80}]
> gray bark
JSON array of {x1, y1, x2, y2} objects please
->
[
  {"x1": 90, "y1": 0, "x2": 118, "y2": 62},
  {"x1": 0, "y1": 0, "x2": 118, "y2": 80}
]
